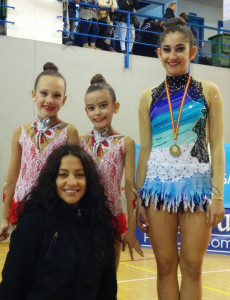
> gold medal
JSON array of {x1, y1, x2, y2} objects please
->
[
  {"x1": 165, "y1": 75, "x2": 191, "y2": 158},
  {"x1": 169, "y1": 144, "x2": 181, "y2": 157}
]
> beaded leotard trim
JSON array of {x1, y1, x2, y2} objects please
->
[
  {"x1": 31, "y1": 118, "x2": 66, "y2": 152},
  {"x1": 89, "y1": 128, "x2": 120, "y2": 157}
]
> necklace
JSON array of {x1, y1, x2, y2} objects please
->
[
  {"x1": 165, "y1": 74, "x2": 191, "y2": 157},
  {"x1": 89, "y1": 128, "x2": 119, "y2": 157}
]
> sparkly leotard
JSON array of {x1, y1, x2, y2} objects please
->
[
  {"x1": 81, "y1": 132, "x2": 127, "y2": 234},
  {"x1": 140, "y1": 74, "x2": 212, "y2": 212},
  {"x1": 9, "y1": 122, "x2": 69, "y2": 224}
]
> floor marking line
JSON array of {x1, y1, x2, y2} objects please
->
[
  {"x1": 120, "y1": 262, "x2": 157, "y2": 274},
  {"x1": 202, "y1": 269, "x2": 230, "y2": 274},
  {"x1": 118, "y1": 277, "x2": 157, "y2": 283},
  {"x1": 202, "y1": 285, "x2": 230, "y2": 296},
  {"x1": 119, "y1": 264, "x2": 230, "y2": 295},
  {"x1": 121, "y1": 262, "x2": 230, "y2": 276},
  {"x1": 120, "y1": 257, "x2": 155, "y2": 263}
]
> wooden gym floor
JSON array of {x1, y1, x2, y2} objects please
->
[{"x1": 1, "y1": 243, "x2": 230, "y2": 299}]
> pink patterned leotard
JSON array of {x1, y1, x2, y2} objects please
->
[
  {"x1": 9, "y1": 125, "x2": 69, "y2": 224},
  {"x1": 81, "y1": 136, "x2": 127, "y2": 234}
]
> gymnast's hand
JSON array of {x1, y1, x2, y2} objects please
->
[
  {"x1": 123, "y1": 228, "x2": 144, "y2": 260},
  {"x1": 206, "y1": 199, "x2": 225, "y2": 227},
  {"x1": 0, "y1": 218, "x2": 10, "y2": 242},
  {"x1": 136, "y1": 204, "x2": 149, "y2": 234}
]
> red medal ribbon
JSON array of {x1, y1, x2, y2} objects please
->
[{"x1": 165, "y1": 74, "x2": 191, "y2": 141}]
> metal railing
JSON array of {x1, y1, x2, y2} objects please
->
[
  {"x1": 58, "y1": 3, "x2": 164, "y2": 67},
  {"x1": 1, "y1": 1, "x2": 229, "y2": 69},
  {"x1": 0, "y1": 4, "x2": 15, "y2": 25},
  {"x1": 57, "y1": 2, "x2": 230, "y2": 68}
]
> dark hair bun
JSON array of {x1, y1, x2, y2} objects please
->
[
  {"x1": 90, "y1": 74, "x2": 107, "y2": 85},
  {"x1": 165, "y1": 17, "x2": 186, "y2": 29},
  {"x1": 43, "y1": 62, "x2": 58, "y2": 72},
  {"x1": 179, "y1": 13, "x2": 190, "y2": 23}
]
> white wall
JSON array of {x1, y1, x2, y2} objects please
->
[{"x1": 7, "y1": 0, "x2": 63, "y2": 43}]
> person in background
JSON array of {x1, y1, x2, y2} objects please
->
[
  {"x1": 136, "y1": 18, "x2": 225, "y2": 300},
  {"x1": 179, "y1": 12, "x2": 198, "y2": 62},
  {"x1": 139, "y1": 18, "x2": 159, "y2": 57},
  {"x1": 96, "y1": 0, "x2": 117, "y2": 51},
  {"x1": 179, "y1": 12, "x2": 197, "y2": 42},
  {"x1": 163, "y1": 2, "x2": 176, "y2": 19},
  {"x1": 179, "y1": 12, "x2": 190, "y2": 23},
  {"x1": 0, "y1": 0, "x2": 7, "y2": 35},
  {"x1": 62, "y1": 0, "x2": 78, "y2": 46},
  {"x1": 131, "y1": 15, "x2": 141, "y2": 55},
  {"x1": 118, "y1": 0, "x2": 138, "y2": 54},
  {"x1": 0, "y1": 62, "x2": 80, "y2": 241},
  {"x1": 75, "y1": 0, "x2": 99, "y2": 48},
  {"x1": 0, "y1": 145, "x2": 118, "y2": 299}
]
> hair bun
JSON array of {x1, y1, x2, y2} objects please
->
[
  {"x1": 43, "y1": 62, "x2": 58, "y2": 72},
  {"x1": 90, "y1": 74, "x2": 107, "y2": 85},
  {"x1": 165, "y1": 17, "x2": 187, "y2": 29}
]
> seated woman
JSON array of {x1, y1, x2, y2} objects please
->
[{"x1": 0, "y1": 145, "x2": 118, "y2": 300}]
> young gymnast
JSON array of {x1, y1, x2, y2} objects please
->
[
  {"x1": 0, "y1": 62, "x2": 79, "y2": 241},
  {"x1": 136, "y1": 18, "x2": 225, "y2": 300},
  {"x1": 81, "y1": 74, "x2": 143, "y2": 269},
  {"x1": 0, "y1": 145, "x2": 117, "y2": 299}
]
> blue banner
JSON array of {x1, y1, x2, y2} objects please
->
[
  {"x1": 206, "y1": 208, "x2": 230, "y2": 254},
  {"x1": 224, "y1": 144, "x2": 230, "y2": 208},
  {"x1": 135, "y1": 209, "x2": 230, "y2": 255}
]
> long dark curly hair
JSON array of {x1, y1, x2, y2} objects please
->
[{"x1": 21, "y1": 145, "x2": 121, "y2": 255}]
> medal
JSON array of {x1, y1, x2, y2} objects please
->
[
  {"x1": 165, "y1": 75, "x2": 191, "y2": 157},
  {"x1": 169, "y1": 144, "x2": 181, "y2": 157}
]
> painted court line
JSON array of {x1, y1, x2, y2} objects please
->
[
  {"x1": 202, "y1": 269, "x2": 230, "y2": 274},
  {"x1": 118, "y1": 277, "x2": 157, "y2": 283},
  {"x1": 202, "y1": 285, "x2": 230, "y2": 296},
  {"x1": 120, "y1": 257, "x2": 155, "y2": 263},
  {"x1": 119, "y1": 263, "x2": 230, "y2": 295},
  {"x1": 120, "y1": 262, "x2": 157, "y2": 274}
]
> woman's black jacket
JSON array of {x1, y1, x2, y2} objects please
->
[
  {"x1": 118, "y1": 0, "x2": 139, "y2": 24},
  {"x1": 163, "y1": 8, "x2": 175, "y2": 19},
  {"x1": 0, "y1": 203, "x2": 117, "y2": 300}
]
